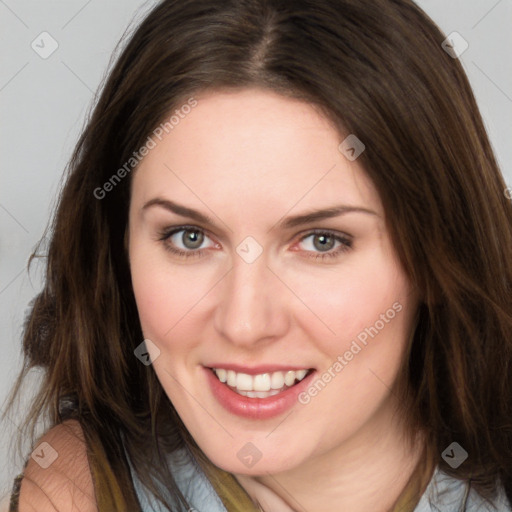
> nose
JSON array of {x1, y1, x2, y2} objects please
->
[{"x1": 213, "y1": 249, "x2": 289, "y2": 348}]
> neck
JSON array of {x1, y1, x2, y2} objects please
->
[{"x1": 234, "y1": 396, "x2": 429, "y2": 512}]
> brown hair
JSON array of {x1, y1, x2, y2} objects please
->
[{"x1": 3, "y1": 0, "x2": 512, "y2": 510}]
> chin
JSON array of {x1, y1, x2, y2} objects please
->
[{"x1": 198, "y1": 436, "x2": 309, "y2": 476}]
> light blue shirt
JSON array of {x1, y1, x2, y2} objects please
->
[{"x1": 124, "y1": 442, "x2": 511, "y2": 512}]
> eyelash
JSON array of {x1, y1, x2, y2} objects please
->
[{"x1": 157, "y1": 225, "x2": 353, "y2": 261}]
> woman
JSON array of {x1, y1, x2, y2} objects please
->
[{"x1": 4, "y1": 0, "x2": 512, "y2": 511}]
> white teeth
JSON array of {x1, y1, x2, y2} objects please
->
[
  {"x1": 295, "y1": 369, "x2": 308, "y2": 381},
  {"x1": 227, "y1": 370, "x2": 237, "y2": 387},
  {"x1": 253, "y1": 373, "x2": 271, "y2": 391},
  {"x1": 284, "y1": 370, "x2": 296, "y2": 386},
  {"x1": 236, "y1": 372, "x2": 253, "y2": 391},
  {"x1": 237, "y1": 389, "x2": 282, "y2": 398},
  {"x1": 216, "y1": 368, "x2": 227, "y2": 383},
  {"x1": 270, "y1": 371, "x2": 285, "y2": 389},
  {"x1": 212, "y1": 368, "x2": 310, "y2": 395}
]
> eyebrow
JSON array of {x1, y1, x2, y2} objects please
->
[{"x1": 142, "y1": 198, "x2": 378, "y2": 231}]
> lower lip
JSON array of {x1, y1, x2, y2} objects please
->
[{"x1": 204, "y1": 367, "x2": 316, "y2": 420}]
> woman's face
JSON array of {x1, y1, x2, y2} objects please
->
[{"x1": 128, "y1": 88, "x2": 420, "y2": 474}]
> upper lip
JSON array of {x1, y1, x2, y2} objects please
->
[{"x1": 205, "y1": 364, "x2": 314, "y2": 375}]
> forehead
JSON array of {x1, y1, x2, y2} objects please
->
[{"x1": 131, "y1": 88, "x2": 383, "y2": 223}]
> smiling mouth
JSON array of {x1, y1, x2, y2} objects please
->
[{"x1": 210, "y1": 367, "x2": 314, "y2": 398}]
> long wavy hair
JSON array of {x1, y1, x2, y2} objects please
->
[{"x1": 3, "y1": 0, "x2": 512, "y2": 510}]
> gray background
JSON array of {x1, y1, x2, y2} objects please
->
[{"x1": 0, "y1": 0, "x2": 511, "y2": 506}]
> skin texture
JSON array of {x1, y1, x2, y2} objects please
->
[
  {"x1": 128, "y1": 88, "x2": 424, "y2": 511},
  {"x1": 18, "y1": 419, "x2": 98, "y2": 512}
]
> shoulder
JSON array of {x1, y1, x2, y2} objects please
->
[{"x1": 17, "y1": 419, "x2": 98, "y2": 512}]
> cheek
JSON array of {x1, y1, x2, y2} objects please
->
[
  {"x1": 129, "y1": 242, "x2": 210, "y2": 342},
  {"x1": 283, "y1": 250, "x2": 411, "y2": 356}
]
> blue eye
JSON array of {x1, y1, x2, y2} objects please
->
[{"x1": 157, "y1": 226, "x2": 352, "y2": 261}]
